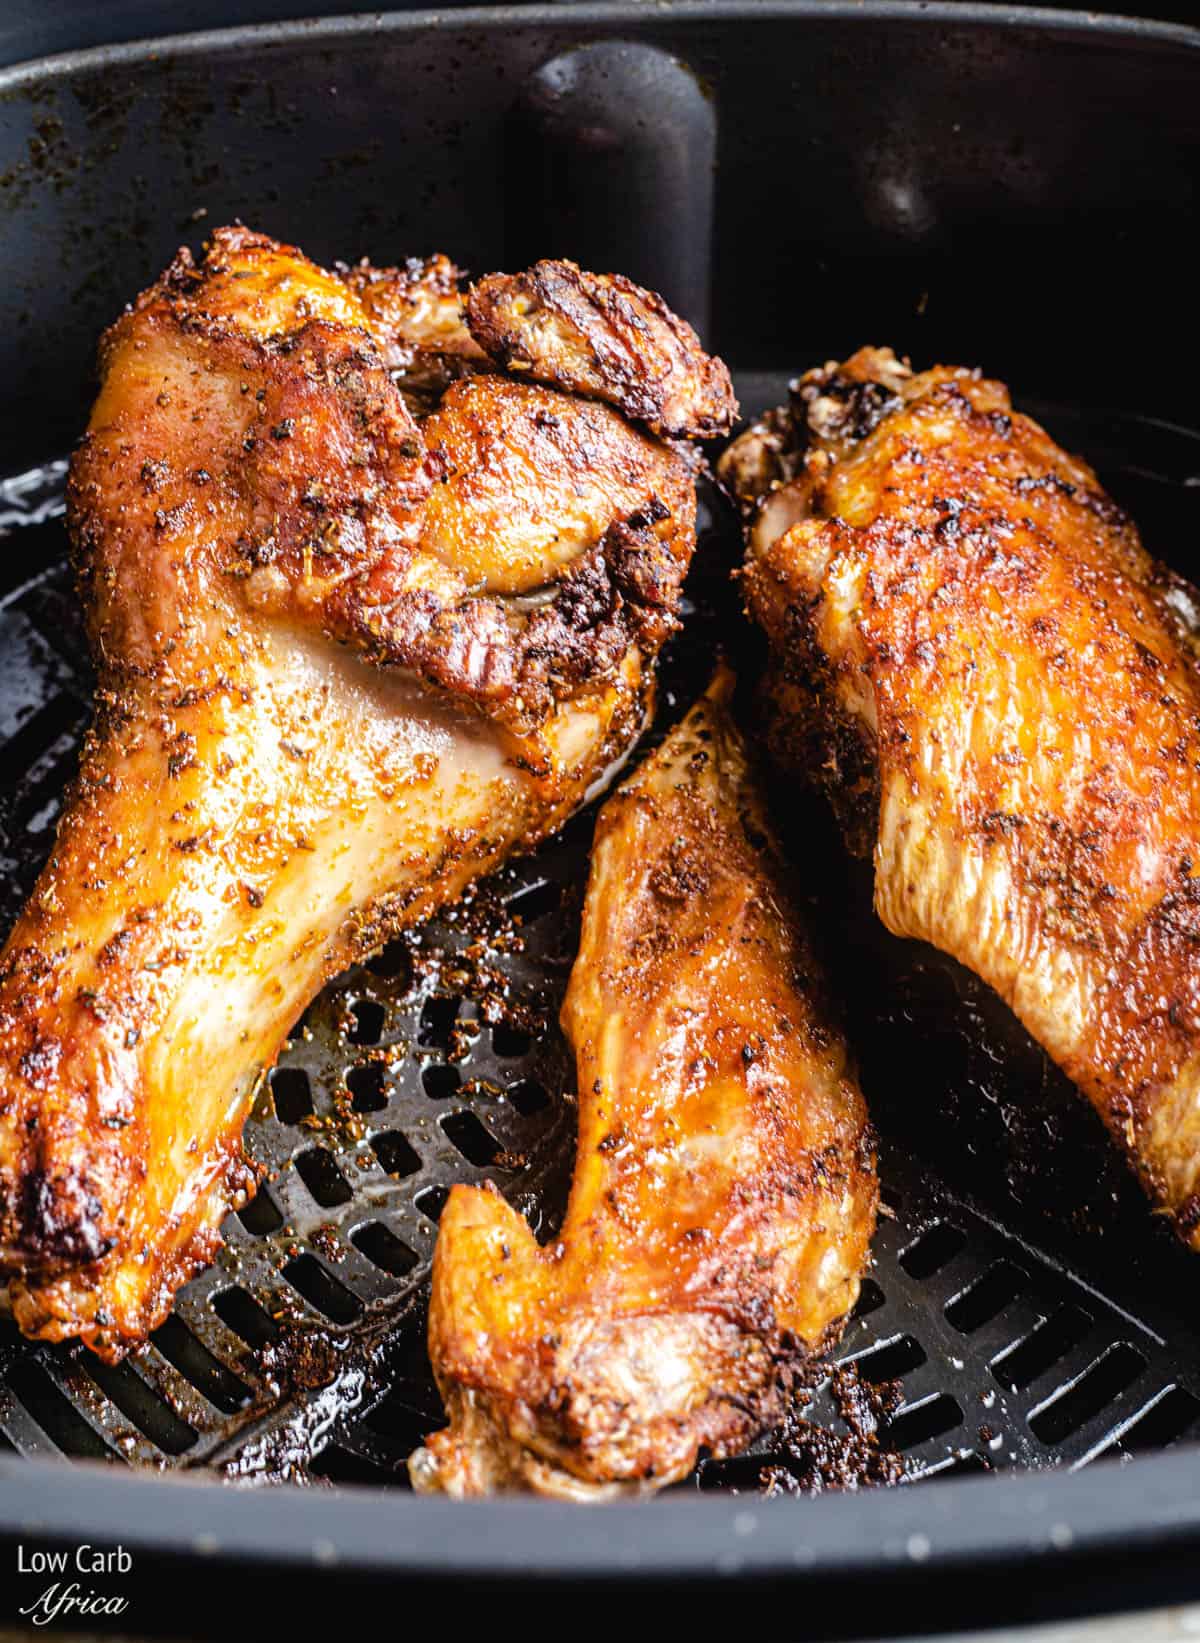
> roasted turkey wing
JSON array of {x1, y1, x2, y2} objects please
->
[
  {"x1": 413, "y1": 669, "x2": 877, "y2": 1498},
  {"x1": 723, "y1": 347, "x2": 1200, "y2": 1249},
  {"x1": 0, "y1": 227, "x2": 734, "y2": 1358}
]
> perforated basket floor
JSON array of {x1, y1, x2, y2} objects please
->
[{"x1": 3, "y1": 377, "x2": 1200, "y2": 1493}]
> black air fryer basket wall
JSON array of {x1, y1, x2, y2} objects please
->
[
  {"x1": 2, "y1": 6, "x2": 1200, "y2": 1636},
  {"x1": 3, "y1": 0, "x2": 1198, "y2": 75}
]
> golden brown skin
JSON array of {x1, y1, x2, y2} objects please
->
[
  {"x1": 0, "y1": 227, "x2": 731, "y2": 1358},
  {"x1": 723, "y1": 347, "x2": 1200, "y2": 1250},
  {"x1": 412, "y1": 670, "x2": 877, "y2": 1498},
  {"x1": 467, "y1": 260, "x2": 737, "y2": 440},
  {"x1": 341, "y1": 253, "x2": 488, "y2": 414}
]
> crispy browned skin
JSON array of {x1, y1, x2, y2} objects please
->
[
  {"x1": 341, "y1": 253, "x2": 488, "y2": 414},
  {"x1": 467, "y1": 260, "x2": 737, "y2": 440},
  {"x1": 412, "y1": 670, "x2": 877, "y2": 1498},
  {"x1": 0, "y1": 227, "x2": 731, "y2": 1358},
  {"x1": 723, "y1": 347, "x2": 1200, "y2": 1248}
]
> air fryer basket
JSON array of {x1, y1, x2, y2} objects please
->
[{"x1": 2, "y1": 4, "x2": 1200, "y2": 1634}]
